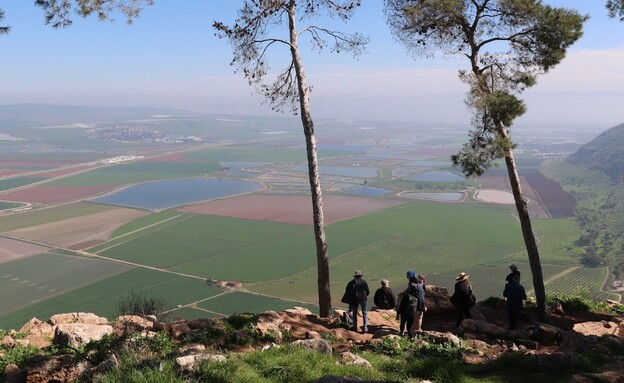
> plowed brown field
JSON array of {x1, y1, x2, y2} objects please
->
[
  {"x1": 177, "y1": 194, "x2": 406, "y2": 225},
  {"x1": 0, "y1": 237, "x2": 50, "y2": 264},
  {"x1": 6, "y1": 207, "x2": 148, "y2": 249}
]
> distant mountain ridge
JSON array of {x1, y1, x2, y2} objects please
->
[{"x1": 567, "y1": 121, "x2": 624, "y2": 180}]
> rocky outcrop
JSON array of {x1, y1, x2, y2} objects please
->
[
  {"x1": 49, "y1": 312, "x2": 108, "y2": 326},
  {"x1": 1, "y1": 305, "x2": 624, "y2": 383},
  {"x1": 23, "y1": 354, "x2": 91, "y2": 383},
  {"x1": 19, "y1": 318, "x2": 54, "y2": 349},
  {"x1": 53, "y1": 323, "x2": 113, "y2": 348}
]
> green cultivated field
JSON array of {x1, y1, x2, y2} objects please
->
[
  {"x1": 0, "y1": 267, "x2": 219, "y2": 330},
  {"x1": 0, "y1": 176, "x2": 45, "y2": 192},
  {"x1": 172, "y1": 227, "x2": 387, "y2": 281},
  {"x1": 544, "y1": 267, "x2": 607, "y2": 298},
  {"x1": 196, "y1": 291, "x2": 317, "y2": 316},
  {"x1": 532, "y1": 218, "x2": 584, "y2": 264},
  {"x1": 0, "y1": 202, "x2": 114, "y2": 232},
  {"x1": 109, "y1": 210, "x2": 183, "y2": 237},
  {"x1": 0, "y1": 201, "x2": 26, "y2": 210},
  {"x1": 0, "y1": 196, "x2": 609, "y2": 324},
  {"x1": 0, "y1": 253, "x2": 131, "y2": 318},
  {"x1": 185, "y1": 145, "x2": 347, "y2": 163},
  {"x1": 47, "y1": 161, "x2": 221, "y2": 186}
]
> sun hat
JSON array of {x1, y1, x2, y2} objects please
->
[
  {"x1": 381, "y1": 279, "x2": 389, "y2": 286},
  {"x1": 406, "y1": 270, "x2": 416, "y2": 278},
  {"x1": 353, "y1": 270, "x2": 363, "y2": 277},
  {"x1": 509, "y1": 264, "x2": 518, "y2": 270},
  {"x1": 455, "y1": 272, "x2": 469, "y2": 281}
]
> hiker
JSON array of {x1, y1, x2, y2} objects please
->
[
  {"x1": 341, "y1": 270, "x2": 370, "y2": 333},
  {"x1": 506, "y1": 264, "x2": 521, "y2": 283},
  {"x1": 503, "y1": 274, "x2": 527, "y2": 330},
  {"x1": 450, "y1": 272, "x2": 474, "y2": 328},
  {"x1": 411, "y1": 274, "x2": 427, "y2": 332},
  {"x1": 396, "y1": 280, "x2": 422, "y2": 339},
  {"x1": 373, "y1": 279, "x2": 396, "y2": 310}
]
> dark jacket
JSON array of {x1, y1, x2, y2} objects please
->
[
  {"x1": 342, "y1": 277, "x2": 369, "y2": 305},
  {"x1": 374, "y1": 286, "x2": 396, "y2": 309},
  {"x1": 503, "y1": 280, "x2": 527, "y2": 311},
  {"x1": 399, "y1": 282, "x2": 425, "y2": 314},
  {"x1": 506, "y1": 270, "x2": 521, "y2": 283},
  {"x1": 451, "y1": 281, "x2": 472, "y2": 309}
]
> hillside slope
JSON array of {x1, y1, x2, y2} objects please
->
[{"x1": 567, "y1": 122, "x2": 624, "y2": 181}]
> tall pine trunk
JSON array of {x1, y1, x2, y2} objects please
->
[
  {"x1": 287, "y1": 1, "x2": 332, "y2": 317},
  {"x1": 498, "y1": 123, "x2": 549, "y2": 322}
]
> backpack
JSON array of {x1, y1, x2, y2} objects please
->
[
  {"x1": 406, "y1": 291, "x2": 419, "y2": 310},
  {"x1": 402, "y1": 284, "x2": 420, "y2": 311}
]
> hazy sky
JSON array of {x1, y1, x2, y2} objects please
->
[{"x1": 1, "y1": 1, "x2": 623, "y2": 128}]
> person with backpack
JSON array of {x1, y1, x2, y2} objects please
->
[
  {"x1": 341, "y1": 270, "x2": 370, "y2": 333},
  {"x1": 503, "y1": 273, "x2": 527, "y2": 330},
  {"x1": 373, "y1": 279, "x2": 396, "y2": 310},
  {"x1": 396, "y1": 278, "x2": 423, "y2": 339},
  {"x1": 450, "y1": 272, "x2": 474, "y2": 328}
]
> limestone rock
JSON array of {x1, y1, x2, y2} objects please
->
[
  {"x1": 169, "y1": 321, "x2": 191, "y2": 339},
  {"x1": 337, "y1": 351, "x2": 372, "y2": 368},
  {"x1": 531, "y1": 323, "x2": 564, "y2": 346},
  {"x1": 418, "y1": 330, "x2": 462, "y2": 347},
  {"x1": 423, "y1": 286, "x2": 454, "y2": 314},
  {"x1": 82, "y1": 354, "x2": 119, "y2": 382},
  {"x1": 175, "y1": 353, "x2": 226, "y2": 371},
  {"x1": 177, "y1": 343, "x2": 206, "y2": 356},
  {"x1": 53, "y1": 323, "x2": 113, "y2": 348},
  {"x1": 458, "y1": 319, "x2": 506, "y2": 339},
  {"x1": 253, "y1": 310, "x2": 284, "y2": 339},
  {"x1": 49, "y1": 312, "x2": 108, "y2": 326},
  {"x1": 306, "y1": 330, "x2": 322, "y2": 340},
  {"x1": 19, "y1": 318, "x2": 54, "y2": 349},
  {"x1": 24, "y1": 354, "x2": 91, "y2": 383},
  {"x1": 4, "y1": 363, "x2": 25, "y2": 383},
  {"x1": 2, "y1": 335, "x2": 16, "y2": 350},
  {"x1": 115, "y1": 315, "x2": 154, "y2": 333},
  {"x1": 550, "y1": 302, "x2": 565, "y2": 316},
  {"x1": 291, "y1": 339, "x2": 332, "y2": 354},
  {"x1": 572, "y1": 321, "x2": 620, "y2": 337}
]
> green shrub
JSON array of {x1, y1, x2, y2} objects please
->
[
  {"x1": 117, "y1": 290, "x2": 168, "y2": 319},
  {"x1": 0, "y1": 344, "x2": 40, "y2": 373},
  {"x1": 545, "y1": 291, "x2": 620, "y2": 313}
]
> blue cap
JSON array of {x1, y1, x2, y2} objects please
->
[{"x1": 406, "y1": 270, "x2": 416, "y2": 278}]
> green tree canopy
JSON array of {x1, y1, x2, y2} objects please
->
[
  {"x1": 607, "y1": 0, "x2": 624, "y2": 20},
  {"x1": 386, "y1": 0, "x2": 586, "y2": 322}
]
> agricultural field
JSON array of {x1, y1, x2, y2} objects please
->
[
  {"x1": 0, "y1": 253, "x2": 132, "y2": 318},
  {"x1": 6, "y1": 207, "x2": 149, "y2": 249},
  {"x1": 0, "y1": 201, "x2": 26, "y2": 211},
  {"x1": 0, "y1": 202, "x2": 115, "y2": 232},
  {"x1": 47, "y1": 160, "x2": 222, "y2": 187},
  {"x1": 0, "y1": 106, "x2": 614, "y2": 328},
  {"x1": 0, "y1": 267, "x2": 218, "y2": 330}
]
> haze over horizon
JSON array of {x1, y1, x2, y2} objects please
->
[{"x1": 1, "y1": 1, "x2": 623, "y2": 129}]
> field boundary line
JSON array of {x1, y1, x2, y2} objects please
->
[
  {"x1": 89, "y1": 213, "x2": 190, "y2": 254},
  {"x1": 526, "y1": 265, "x2": 579, "y2": 296},
  {"x1": 0, "y1": 232, "x2": 205, "y2": 281}
]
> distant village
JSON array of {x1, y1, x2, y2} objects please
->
[{"x1": 87, "y1": 125, "x2": 203, "y2": 144}]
